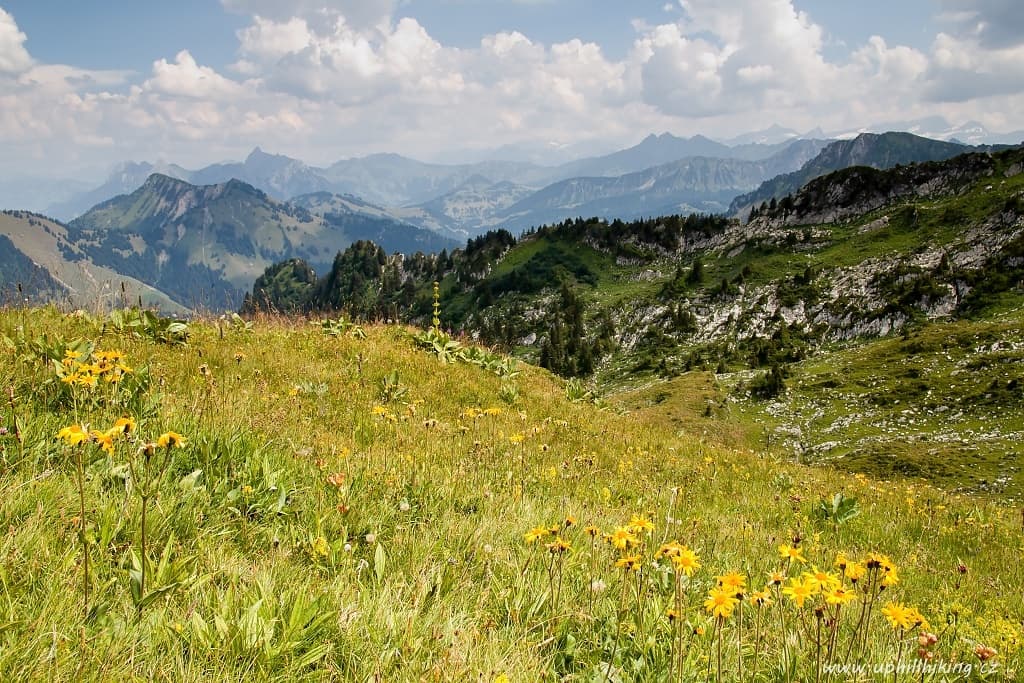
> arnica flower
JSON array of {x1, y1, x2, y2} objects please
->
[
  {"x1": 615, "y1": 554, "x2": 642, "y2": 572},
  {"x1": 545, "y1": 536, "x2": 571, "y2": 554},
  {"x1": 906, "y1": 606, "x2": 929, "y2": 631},
  {"x1": 628, "y1": 515, "x2": 654, "y2": 534},
  {"x1": 76, "y1": 372, "x2": 99, "y2": 388},
  {"x1": 867, "y1": 552, "x2": 896, "y2": 574},
  {"x1": 803, "y1": 568, "x2": 841, "y2": 594},
  {"x1": 108, "y1": 417, "x2": 136, "y2": 436},
  {"x1": 93, "y1": 350, "x2": 125, "y2": 364},
  {"x1": 717, "y1": 571, "x2": 747, "y2": 595},
  {"x1": 666, "y1": 607, "x2": 680, "y2": 622},
  {"x1": 783, "y1": 577, "x2": 815, "y2": 608},
  {"x1": 57, "y1": 424, "x2": 90, "y2": 447},
  {"x1": 882, "y1": 602, "x2": 915, "y2": 630},
  {"x1": 779, "y1": 544, "x2": 807, "y2": 564},
  {"x1": 769, "y1": 570, "x2": 785, "y2": 586},
  {"x1": 704, "y1": 586, "x2": 739, "y2": 619},
  {"x1": 483, "y1": 407, "x2": 501, "y2": 416},
  {"x1": 656, "y1": 541, "x2": 682, "y2": 559},
  {"x1": 751, "y1": 589, "x2": 773, "y2": 608},
  {"x1": 90, "y1": 430, "x2": 115, "y2": 455},
  {"x1": 844, "y1": 560, "x2": 867, "y2": 583},
  {"x1": 608, "y1": 526, "x2": 639, "y2": 551},
  {"x1": 881, "y1": 565, "x2": 900, "y2": 588},
  {"x1": 824, "y1": 585, "x2": 858, "y2": 606},
  {"x1": 583, "y1": 525, "x2": 600, "y2": 538},
  {"x1": 671, "y1": 548, "x2": 701, "y2": 577},
  {"x1": 157, "y1": 432, "x2": 186, "y2": 448},
  {"x1": 523, "y1": 526, "x2": 550, "y2": 544}
]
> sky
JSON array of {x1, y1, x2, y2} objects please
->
[{"x1": 1, "y1": 0, "x2": 1023, "y2": 179}]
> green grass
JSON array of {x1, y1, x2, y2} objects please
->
[
  {"x1": 0, "y1": 307, "x2": 1022, "y2": 681},
  {"x1": 729, "y1": 311, "x2": 1024, "y2": 499}
]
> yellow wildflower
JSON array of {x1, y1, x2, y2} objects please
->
[
  {"x1": 751, "y1": 589, "x2": 773, "y2": 608},
  {"x1": 779, "y1": 544, "x2": 807, "y2": 564},
  {"x1": 545, "y1": 536, "x2": 571, "y2": 554},
  {"x1": 523, "y1": 526, "x2": 550, "y2": 544},
  {"x1": 156, "y1": 431, "x2": 186, "y2": 448},
  {"x1": 803, "y1": 567, "x2": 841, "y2": 594},
  {"x1": 672, "y1": 548, "x2": 701, "y2": 577},
  {"x1": 782, "y1": 577, "x2": 814, "y2": 608},
  {"x1": 57, "y1": 424, "x2": 90, "y2": 447},
  {"x1": 107, "y1": 417, "x2": 136, "y2": 436},
  {"x1": 90, "y1": 429, "x2": 114, "y2": 455},
  {"x1": 704, "y1": 587, "x2": 739, "y2": 619},
  {"x1": 844, "y1": 561, "x2": 867, "y2": 583},
  {"x1": 628, "y1": 515, "x2": 654, "y2": 534},
  {"x1": 882, "y1": 602, "x2": 914, "y2": 630},
  {"x1": 615, "y1": 555, "x2": 642, "y2": 572},
  {"x1": 608, "y1": 526, "x2": 639, "y2": 550},
  {"x1": 717, "y1": 571, "x2": 747, "y2": 595},
  {"x1": 824, "y1": 585, "x2": 858, "y2": 606}
]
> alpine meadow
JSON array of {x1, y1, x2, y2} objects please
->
[{"x1": 1, "y1": 1, "x2": 1023, "y2": 681}]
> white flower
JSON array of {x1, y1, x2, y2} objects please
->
[
  {"x1": 399, "y1": 500, "x2": 411, "y2": 512},
  {"x1": 365, "y1": 533, "x2": 376, "y2": 544},
  {"x1": 590, "y1": 579, "x2": 607, "y2": 594}
]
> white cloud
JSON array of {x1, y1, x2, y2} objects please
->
[
  {"x1": 145, "y1": 50, "x2": 246, "y2": 100},
  {"x1": 922, "y1": 31, "x2": 1024, "y2": 101},
  {"x1": 634, "y1": 0, "x2": 840, "y2": 117},
  {"x1": 0, "y1": 8, "x2": 32, "y2": 74},
  {"x1": 222, "y1": 0, "x2": 393, "y2": 33},
  {"x1": 2, "y1": 0, "x2": 1024, "y2": 179},
  {"x1": 936, "y1": 0, "x2": 1024, "y2": 49},
  {"x1": 237, "y1": 16, "x2": 315, "y2": 62}
]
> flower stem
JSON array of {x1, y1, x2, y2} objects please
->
[{"x1": 75, "y1": 449, "x2": 89, "y2": 620}]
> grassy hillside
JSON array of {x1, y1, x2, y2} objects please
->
[
  {"x1": 0, "y1": 308, "x2": 1021, "y2": 680},
  {"x1": 0, "y1": 211, "x2": 187, "y2": 313},
  {"x1": 725, "y1": 311, "x2": 1024, "y2": 499}
]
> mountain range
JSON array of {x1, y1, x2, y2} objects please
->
[
  {"x1": 0, "y1": 173, "x2": 455, "y2": 310},
  {"x1": 729, "y1": 132, "x2": 1012, "y2": 216},
  {"x1": 1, "y1": 125, "x2": 1020, "y2": 314}
]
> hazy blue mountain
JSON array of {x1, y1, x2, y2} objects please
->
[
  {"x1": 718, "y1": 125, "x2": 802, "y2": 146},
  {"x1": 495, "y1": 139, "x2": 828, "y2": 233},
  {"x1": 408, "y1": 176, "x2": 535, "y2": 237},
  {"x1": 67, "y1": 174, "x2": 454, "y2": 310},
  {"x1": 189, "y1": 147, "x2": 335, "y2": 200},
  {"x1": 47, "y1": 161, "x2": 191, "y2": 221},
  {"x1": 319, "y1": 153, "x2": 549, "y2": 207},
  {"x1": 729, "y1": 132, "x2": 986, "y2": 215}
]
